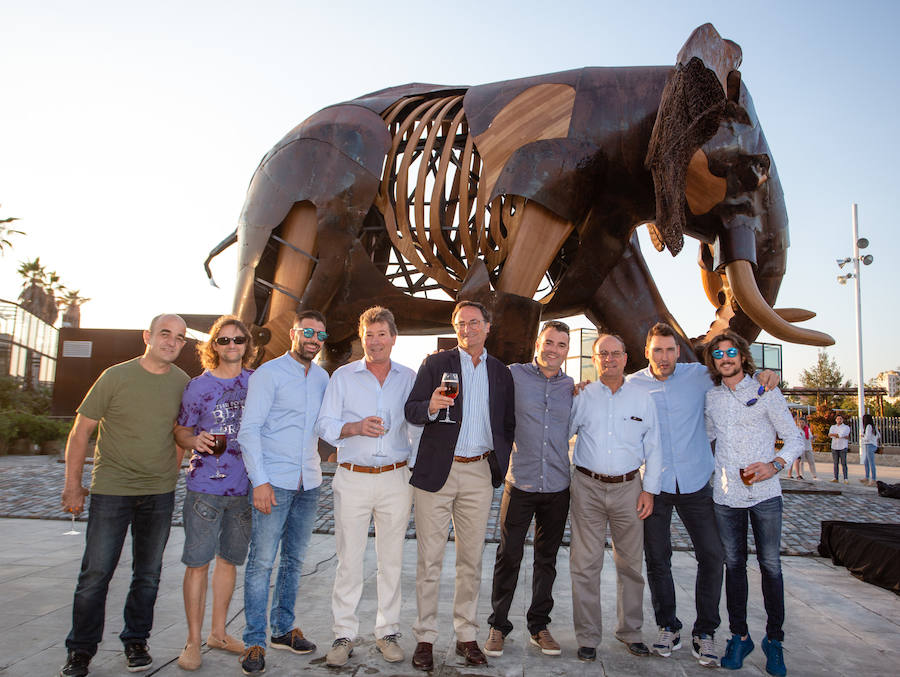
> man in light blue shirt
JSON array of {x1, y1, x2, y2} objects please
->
[
  {"x1": 568, "y1": 333, "x2": 661, "y2": 663},
  {"x1": 316, "y1": 307, "x2": 416, "y2": 668},
  {"x1": 237, "y1": 310, "x2": 330, "y2": 675},
  {"x1": 627, "y1": 322, "x2": 776, "y2": 667}
]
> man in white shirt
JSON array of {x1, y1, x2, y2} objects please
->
[
  {"x1": 569, "y1": 333, "x2": 662, "y2": 662},
  {"x1": 828, "y1": 415, "x2": 851, "y2": 484},
  {"x1": 703, "y1": 330, "x2": 802, "y2": 677},
  {"x1": 316, "y1": 307, "x2": 416, "y2": 667}
]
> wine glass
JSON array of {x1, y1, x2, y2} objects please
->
[
  {"x1": 440, "y1": 372, "x2": 459, "y2": 424},
  {"x1": 739, "y1": 466, "x2": 754, "y2": 499},
  {"x1": 374, "y1": 408, "x2": 391, "y2": 458},
  {"x1": 63, "y1": 510, "x2": 80, "y2": 535},
  {"x1": 208, "y1": 427, "x2": 228, "y2": 480}
]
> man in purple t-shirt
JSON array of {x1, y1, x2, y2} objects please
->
[{"x1": 173, "y1": 315, "x2": 254, "y2": 670}]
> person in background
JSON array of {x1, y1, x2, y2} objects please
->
[
  {"x1": 788, "y1": 416, "x2": 816, "y2": 480},
  {"x1": 828, "y1": 415, "x2": 851, "y2": 484},
  {"x1": 861, "y1": 413, "x2": 879, "y2": 487}
]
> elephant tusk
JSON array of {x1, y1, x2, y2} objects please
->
[
  {"x1": 774, "y1": 308, "x2": 816, "y2": 323},
  {"x1": 726, "y1": 260, "x2": 835, "y2": 346},
  {"x1": 700, "y1": 268, "x2": 724, "y2": 308}
]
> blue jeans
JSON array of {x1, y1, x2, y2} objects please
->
[
  {"x1": 714, "y1": 496, "x2": 784, "y2": 642},
  {"x1": 832, "y1": 449, "x2": 848, "y2": 480},
  {"x1": 644, "y1": 483, "x2": 724, "y2": 636},
  {"x1": 65, "y1": 492, "x2": 175, "y2": 655},
  {"x1": 242, "y1": 484, "x2": 319, "y2": 647},
  {"x1": 864, "y1": 444, "x2": 878, "y2": 481}
]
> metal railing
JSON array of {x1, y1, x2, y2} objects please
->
[{"x1": 849, "y1": 416, "x2": 900, "y2": 445}]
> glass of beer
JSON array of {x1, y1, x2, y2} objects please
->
[
  {"x1": 209, "y1": 426, "x2": 228, "y2": 479},
  {"x1": 440, "y1": 372, "x2": 459, "y2": 423}
]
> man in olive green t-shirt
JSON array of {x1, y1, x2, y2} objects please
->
[{"x1": 59, "y1": 314, "x2": 190, "y2": 677}]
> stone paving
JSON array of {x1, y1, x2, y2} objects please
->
[{"x1": 2, "y1": 455, "x2": 899, "y2": 556}]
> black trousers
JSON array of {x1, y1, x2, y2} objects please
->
[
  {"x1": 488, "y1": 483, "x2": 570, "y2": 636},
  {"x1": 643, "y1": 483, "x2": 724, "y2": 636}
]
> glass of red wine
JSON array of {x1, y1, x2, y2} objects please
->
[
  {"x1": 209, "y1": 427, "x2": 228, "y2": 479},
  {"x1": 440, "y1": 372, "x2": 459, "y2": 424}
]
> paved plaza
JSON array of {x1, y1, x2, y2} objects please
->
[{"x1": 0, "y1": 455, "x2": 898, "y2": 676}]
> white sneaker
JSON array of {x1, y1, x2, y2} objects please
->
[
  {"x1": 325, "y1": 638, "x2": 353, "y2": 667},
  {"x1": 651, "y1": 627, "x2": 681, "y2": 657},
  {"x1": 692, "y1": 633, "x2": 719, "y2": 667}
]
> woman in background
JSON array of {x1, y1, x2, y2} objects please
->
[{"x1": 861, "y1": 413, "x2": 879, "y2": 487}]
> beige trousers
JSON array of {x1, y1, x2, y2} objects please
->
[
  {"x1": 331, "y1": 465, "x2": 413, "y2": 639},
  {"x1": 412, "y1": 458, "x2": 493, "y2": 644},
  {"x1": 570, "y1": 469, "x2": 645, "y2": 647}
]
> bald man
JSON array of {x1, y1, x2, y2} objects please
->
[{"x1": 59, "y1": 314, "x2": 190, "y2": 677}]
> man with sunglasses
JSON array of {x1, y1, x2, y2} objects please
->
[
  {"x1": 627, "y1": 323, "x2": 778, "y2": 667},
  {"x1": 237, "y1": 310, "x2": 331, "y2": 675},
  {"x1": 404, "y1": 300, "x2": 515, "y2": 671},
  {"x1": 703, "y1": 331, "x2": 801, "y2": 677},
  {"x1": 173, "y1": 315, "x2": 254, "y2": 670},
  {"x1": 484, "y1": 320, "x2": 573, "y2": 658}
]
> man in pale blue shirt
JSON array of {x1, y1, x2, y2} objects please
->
[
  {"x1": 237, "y1": 310, "x2": 330, "y2": 675},
  {"x1": 628, "y1": 322, "x2": 777, "y2": 667},
  {"x1": 569, "y1": 333, "x2": 662, "y2": 662},
  {"x1": 316, "y1": 307, "x2": 416, "y2": 668}
]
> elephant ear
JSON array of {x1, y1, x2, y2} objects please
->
[{"x1": 645, "y1": 24, "x2": 740, "y2": 256}]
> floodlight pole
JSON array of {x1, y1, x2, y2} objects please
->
[{"x1": 851, "y1": 203, "x2": 865, "y2": 460}]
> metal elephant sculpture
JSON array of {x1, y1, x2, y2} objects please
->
[{"x1": 205, "y1": 23, "x2": 833, "y2": 370}]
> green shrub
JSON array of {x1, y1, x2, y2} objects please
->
[{"x1": 0, "y1": 410, "x2": 18, "y2": 445}]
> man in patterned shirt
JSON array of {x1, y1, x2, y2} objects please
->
[{"x1": 703, "y1": 330, "x2": 802, "y2": 677}]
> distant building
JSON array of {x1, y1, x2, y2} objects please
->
[
  {"x1": 876, "y1": 370, "x2": 899, "y2": 401},
  {"x1": 0, "y1": 298, "x2": 58, "y2": 388}
]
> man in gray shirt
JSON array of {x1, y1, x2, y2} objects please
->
[{"x1": 484, "y1": 321, "x2": 573, "y2": 658}]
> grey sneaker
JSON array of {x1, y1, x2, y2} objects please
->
[
  {"x1": 325, "y1": 638, "x2": 353, "y2": 667},
  {"x1": 692, "y1": 633, "x2": 719, "y2": 667},
  {"x1": 651, "y1": 627, "x2": 681, "y2": 657},
  {"x1": 376, "y1": 634, "x2": 403, "y2": 663}
]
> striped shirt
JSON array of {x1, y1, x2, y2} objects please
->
[{"x1": 455, "y1": 347, "x2": 493, "y2": 457}]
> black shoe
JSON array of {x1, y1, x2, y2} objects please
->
[
  {"x1": 60, "y1": 650, "x2": 91, "y2": 677},
  {"x1": 270, "y1": 628, "x2": 315, "y2": 654},
  {"x1": 577, "y1": 646, "x2": 596, "y2": 661},
  {"x1": 625, "y1": 641, "x2": 650, "y2": 657},
  {"x1": 241, "y1": 645, "x2": 266, "y2": 675},
  {"x1": 123, "y1": 643, "x2": 152, "y2": 672}
]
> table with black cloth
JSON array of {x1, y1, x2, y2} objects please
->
[{"x1": 818, "y1": 521, "x2": 900, "y2": 594}]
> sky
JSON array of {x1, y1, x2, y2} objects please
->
[{"x1": 2, "y1": 0, "x2": 898, "y2": 385}]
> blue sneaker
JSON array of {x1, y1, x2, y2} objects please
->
[
  {"x1": 721, "y1": 634, "x2": 754, "y2": 670},
  {"x1": 762, "y1": 637, "x2": 786, "y2": 676}
]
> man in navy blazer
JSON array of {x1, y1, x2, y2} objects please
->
[{"x1": 405, "y1": 300, "x2": 515, "y2": 670}]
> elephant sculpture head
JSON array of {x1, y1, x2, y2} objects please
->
[{"x1": 203, "y1": 23, "x2": 832, "y2": 370}]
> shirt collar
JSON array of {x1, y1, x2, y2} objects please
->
[
  {"x1": 529, "y1": 358, "x2": 563, "y2": 379},
  {"x1": 352, "y1": 357, "x2": 399, "y2": 374},
  {"x1": 458, "y1": 346, "x2": 487, "y2": 364}
]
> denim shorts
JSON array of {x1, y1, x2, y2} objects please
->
[{"x1": 182, "y1": 490, "x2": 252, "y2": 567}]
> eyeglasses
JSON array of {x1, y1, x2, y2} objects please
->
[
  {"x1": 711, "y1": 347, "x2": 739, "y2": 359},
  {"x1": 453, "y1": 319, "x2": 483, "y2": 331},
  {"x1": 294, "y1": 327, "x2": 328, "y2": 341},
  {"x1": 214, "y1": 336, "x2": 248, "y2": 345},
  {"x1": 593, "y1": 350, "x2": 625, "y2": 360}
]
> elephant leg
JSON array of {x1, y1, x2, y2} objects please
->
[
  {"x1": 258, "y1": 201, "x2": 320, "y2": 361},
  {"x1": 496, "y1": 200, "x2": 573, "y2": 297},
  {"x1": 584, "y1": 233, "x2": 697, "y2": 369}
]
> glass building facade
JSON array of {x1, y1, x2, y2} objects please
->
[{"x1": 0, "y1": 299, "x2": 59, "y2": 387}]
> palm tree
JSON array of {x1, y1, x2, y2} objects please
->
[
  {"x1": 16, "y1": 258, "x2": 61, "y2": 324},
  {"x1": 1, "y1": 203, "x2": 24, "y2": 254},
  {"x1": 59, "y1": 289, "x2": 90, "y2": 328}
]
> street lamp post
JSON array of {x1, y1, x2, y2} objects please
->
[{"x1": 836, "y1": 202, "x2": 874, "y2": 460}]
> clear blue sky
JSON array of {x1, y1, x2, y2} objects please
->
[{"x1": 2, "y1": 0, "x2": 898, "y2": 385}]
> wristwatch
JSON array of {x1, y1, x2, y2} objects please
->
[{"x1": 771, "y1": 459, "x2": 785, "y2": 472}]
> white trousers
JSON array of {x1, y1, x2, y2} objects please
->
[{"x1": 331, "y1": 465, "x2": 413, "y2": 640}]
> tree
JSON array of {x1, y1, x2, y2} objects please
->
[
  {"x1": 798, "y1": 350, "x2": 853, "y2": 409},
  {"x1": 1, "y1": 203, "x2": 24, "y2": 254},
  {"x1": 59, "y1": 289, "x2": 90, "y2": 328},
  {"x1": 16, "y1": 257, "x2": 62, "y2": 325}
]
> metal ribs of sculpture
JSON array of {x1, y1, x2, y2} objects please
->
[{"x1": 206, "y1": 23, "x2": 833, "y2": 371}]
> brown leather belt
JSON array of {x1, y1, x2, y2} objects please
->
[
  {"x1": 454, "y1": 451, "x2": 491, "y2": 463},
  {"x1": 339, "y1": 460, "x2": 407, "y2": 474},
  {"x1": 576, "y1": 465, "x2": 639, "y2": 483}
]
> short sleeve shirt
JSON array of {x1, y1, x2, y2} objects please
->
[
  {"x1": 177, "y1": 369, "x2": 252, "y2": 496},
  {"x1": 78, "y1": 357, "x2": 190, "y2": 495}
]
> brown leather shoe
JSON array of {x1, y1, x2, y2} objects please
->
[
  {"x1": 412, "y1": 642, "x2": 434, "y2": 671},
  {"x1": 456, "y1": 641, "x2": 488, "y2": 666}
]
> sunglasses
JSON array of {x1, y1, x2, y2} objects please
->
[
  {"x1": 295, "y1": 327, "x2": 329, "y2": 341},
  {"x1": 745, "y1": 384, "x2": 766, "y2": 406},
  {"x1": 214, "y1": 336, "x2": 248, "y2": 345},
  {"x1": 711, "y1": 347, "x2": 739, "y2": 359}
]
